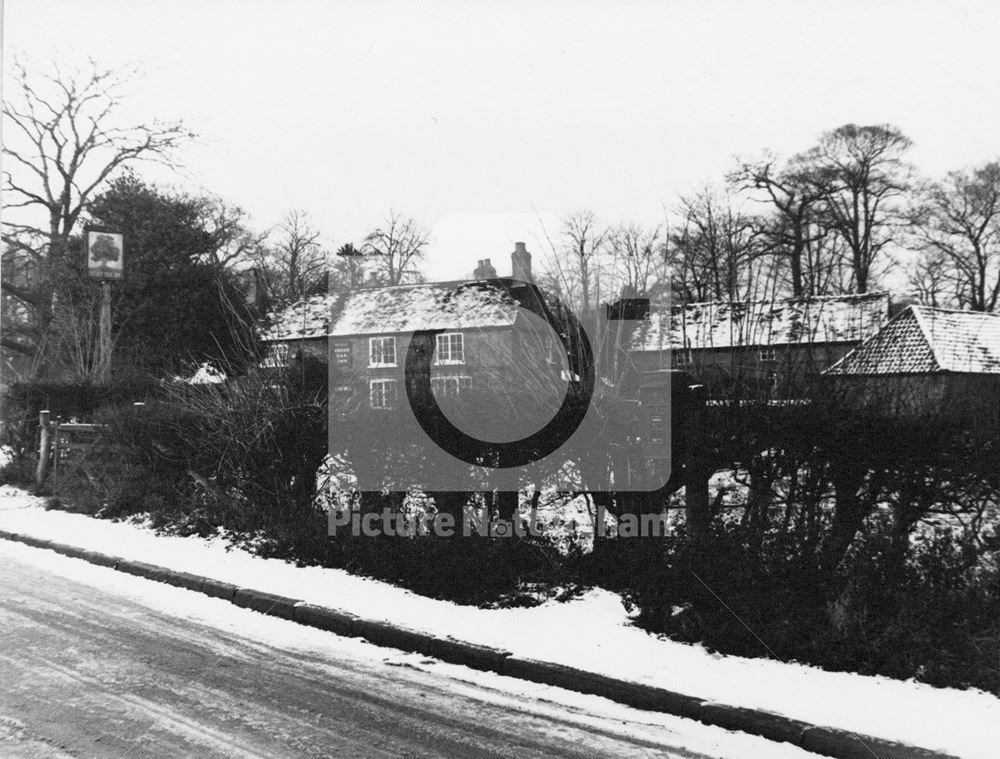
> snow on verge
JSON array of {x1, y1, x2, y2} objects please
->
[
  {"x1": 0, "y1": 492, "x2": 996, "y2": 759},
  {"x1": 1, "y1": 540, "x2": 820, "y2": 759}
]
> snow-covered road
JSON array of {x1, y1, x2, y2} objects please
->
[
  {"x1": 0, "y1": 489, "x2": 996, "y2": 758},
  {"x1": 0, "y1": 541, "x2": 821, "y2": 758}
]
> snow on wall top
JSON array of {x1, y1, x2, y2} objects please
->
[
  {"x1": 632, "y1": 292, "x2": 890, "y2": 352},
  {"x1": 262, "y1": 281, "x2": 522, "y2": 342},
  {"x1": 826, "y1": 305, "x2": 1000, "y2": 375}
]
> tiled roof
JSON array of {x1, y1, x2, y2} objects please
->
[
  {"x1": 261, "y1": 281, "x2": 521, "y2": 341},
  {"x1": 631, "y1": 292, "x2": 890, "y2": 352},
  {"x1": 826, "y1": 306, "x2": 1000, "y2": 375}
]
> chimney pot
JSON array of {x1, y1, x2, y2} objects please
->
[
  {"x1": 473, "y1": 257, "x2": 498, "y2": 280},
  {"x1": 511, "y1": 242, "x2": 532, "y2": 282}
]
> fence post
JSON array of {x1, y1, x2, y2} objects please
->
[
  {"x1": 52, "y1": 417, "x2": 61, "y2": 490},
  {"x1": 36, "y1": 410, "x2": 51, "y2": 487}
]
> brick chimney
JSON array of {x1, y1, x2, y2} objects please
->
[
  {"x1": 511, "y1": 242, "x2": 532, "y2": 282},
  {"x1": 473, "y1": 258, "x2": 498, "y2": 279},
  {"x1": 889, "y1": 291, "x2": 921, "y2": 318}
]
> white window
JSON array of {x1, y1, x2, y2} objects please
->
[
  {"x1": 370, "y1": 379, "x2": 397, "y2": 409},
  {"x1": 759, "y1": 347, "x2": 778, "y2": 363},
  {"x1": 673, "y1": 349, "x2": 691, "y2": 368},
  {"x1": 369, "y1": 336, "x2": 397, "y2": 367},
  {"x1": 435, "y1": 332, "x2": 465, "y2": 364},
  {"x1": 263, "y1": 342, "x2": 290, "y2": 368},
  {"x1": 431, "y1": 375, "x2": 472, "y2": 398}
]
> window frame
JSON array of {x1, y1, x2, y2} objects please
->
[
  {"x1": 369, "y1": 336, "x2": 397, "y2": 367},
  {"x1": 434, "y1": 332, "x2": 465, "y2": 365},
  {"x1": 264, "y1": 342, "x2": 290, "y2": 368},
  {"x1": 759, "y1": 346, "x2": 778, "y2": 363},
  {"x1": 369, "y1": 378, "x2": 397, "y2": 409},
  {"x1": 430, "y1": 375, "x2": 472, "y2": 398},
  {"x1": 672, "y1": 348, "x2": 692, "y2": 369}
]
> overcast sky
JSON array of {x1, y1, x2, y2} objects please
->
[{"x1": 4, "y1": 1, "x2": 1000, "y2": 280}]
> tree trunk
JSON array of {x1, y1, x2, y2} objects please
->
[
  {"x1": 823, "y1": 467, "x2": 866, "y2": 575},
  {"x1": 790, "y1": 238, "x2": 804, "y2": 297},
  {"x1": 685, "y1": 467, "x2": 711, "y2": 549}
]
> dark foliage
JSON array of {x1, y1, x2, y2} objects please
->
[
  {"x1": 618, "y1": 518, "x2": 998, "y2": 693},
  {"x1": 610, "y1": 400, "x2": 1000, "y2": 694},
  {"x1": 0, "y1": 376, "x2": 166, "y2": 481},
  {"x1": 327, "y1": 531, "x2": 571, "y2": 607},
  {"x1": 86, "y1": 173, "x2": 260, "y2": 376}
]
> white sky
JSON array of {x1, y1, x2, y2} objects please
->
[{"x1": 4, "y1": 1, "x2": 1000, "y2": 281}]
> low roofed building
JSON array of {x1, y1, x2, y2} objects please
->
[
  {"x1": 628, "y1": 292, "x2": 891, "y2": 396},
  {"x1": 825, "y1": 305, "x2": 1000, "y2": 426}
]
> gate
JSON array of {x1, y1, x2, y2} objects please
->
[{"x1": 35, "y1": 410, "x2": 109, "y2": 495}]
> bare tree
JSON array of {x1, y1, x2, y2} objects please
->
[
  {"x1": 908, "y1": 161, "x2": 1000, "y2": 312},
  {"x1": 200, "y1": 198, "x2": 268, "y2": 272},
  {"x1": 731, "y1": 153, "x2": 830, "y2": 297},
  {"x1": 670, "y1": 188, "x2": 764, "y2": 303},
  {"x1": 905, "y1": 247, "x2": 952, "y2": 308},
  {"x1": 802, "y1": 124, "x2": 913, "y2": 294},
  {"x1": 606, "y1": 222, "x2": 667, "y2": 297},
  {"x1": 1, "y1": 58, "x2": 192, "y2": 376},
  {"x1": 361, "y1": 210, "x2": 428, "y2": 285},
  {"x1": 253, "y1": 210, "x2": 328, "y2": 304},
  {"x1": 561, "y1": 211, "x2": 608, "y2": 318},
  {"x1": 798, "y1": 219, "x2": 854, "y2": 296}
]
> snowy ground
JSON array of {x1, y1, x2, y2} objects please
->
[
  {"x1": 1, "y1": 538, "x2": 820, "y2": 759},
  {"x1": 0, "y1": 487, "x2": 996, "y2": 759}
]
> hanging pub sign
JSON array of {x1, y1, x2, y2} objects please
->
[{"x1": 85, "y1": 227, "x2": 124, "y2": 280}]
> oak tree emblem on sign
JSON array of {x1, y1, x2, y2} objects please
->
[
  {"x1": 86, "y1": 230, "x2": 124, "y2": 279},
  {"x1": 91, "y1": 234, "x2": 120, "y2": 262}
]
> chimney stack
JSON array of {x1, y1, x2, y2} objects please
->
[
  {"x1": 511, "y1": 242, "x2": 532, "y2": 282},
  {"x1": 473, "y1": 258, "x2": 498, "y2": 279},
  {"x1": 889, "y1": 291, "x2": 921, "y2": 318}
]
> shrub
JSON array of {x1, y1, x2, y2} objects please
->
[
  {"x1": 0, "y1": 376, "x2": 165, "y2": 487},
  {"x1": 164, "y1": 356, "x2": 330, "y2": 540},
  {"x1": 45, "y1": 400, "x2": 203, "y2": 521},
  {"x1": 618, "y1": 497, "x2": 1000, "y2": 694},
  {"x1": 327, "y1": 528, "x2": 574, "y2": 606}
]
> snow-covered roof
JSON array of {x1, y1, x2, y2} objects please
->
[
  {"x1": 631, "y1": 292, "x2": 890, "y2": 352},
  {"x1": 826, "y1": 306, "x2": 1000, "y2": 375},
  {"x1": 332, "y1": 281, "x2": 520, "y2": 336},
  {"x1": 260, "y1": 294, "x2": 339, "y2": 342},
  {"x1": 261, "y1": 281, "x2": 521, "y2": 342}
]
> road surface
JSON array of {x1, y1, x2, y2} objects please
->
[{"x1": 0, "y1": 545, "x2": 809, "y2": 758}]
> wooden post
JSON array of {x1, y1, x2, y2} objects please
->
[
  {"x1": 36, "y1": 410, "x2": 51, "y2": 487},
  {"x1": 98, "y1": 280, "x2": 112, "y2": 381},
  {"x1": 51, "y1": 417, "x2": 61, "y2": 490}
]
